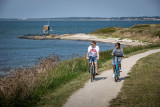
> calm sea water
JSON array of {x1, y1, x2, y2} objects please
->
[{"x1": 0, "y1": 21, "x2": 160, "y2": 72}]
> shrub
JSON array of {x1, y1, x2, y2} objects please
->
[
  {"x1": 90, "y1": 27, "x2": 116, "y2": 34},
  {"x1": 131, "y1": 24, "x2": 150, "y2": 29}
]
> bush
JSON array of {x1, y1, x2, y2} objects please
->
[
  {"x1": 90, "y1": 27, "x2": 116, "y2": 34},
  {"x1": 131, "y1": 24, "x2": 150, "y2": 29}
]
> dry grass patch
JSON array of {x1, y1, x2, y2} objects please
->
[{"x1": 90, "y1": 24, "x2": 160, "y2": 43}]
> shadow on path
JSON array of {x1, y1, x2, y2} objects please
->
[
  {"x1": 95, "y1": 77, "x2": 107, "y2": 81},
  {"x1": 118, "y1": 76, "x2": 130, "y2": 82}
]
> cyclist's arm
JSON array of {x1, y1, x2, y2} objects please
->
[
  {"x1": 96, "y1": 46, "x2": 100, "y2": 60},
  {"x1": 112, "y1": 48, "x2": 115, "y2": 56},
  {"x1": 97, "y1": 51, "x2": 99, "y2": 59},
  {"x1": 86, "y1": 50, "x2": 90, "y2": 59},
  {"x1": 86, "y1": 46, "x2": 91, "y2": 59},
  {"x1": 121, "y1": 48, "x2": 124, "y2": 57}
]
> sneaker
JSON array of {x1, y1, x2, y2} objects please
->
[
  {"x1": 96, "y1": 73, "x2": 99, "y2": 75},
  {"x1": 112, "y1": 74, "x2": 115, "y2": 78},
  {"x1": 120, "y1": 69, "x2": 122, "y2": 72}
]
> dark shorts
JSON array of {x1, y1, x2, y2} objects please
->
[{"x1": 88, "y1": 56, "x2": 98, "y2": 63}]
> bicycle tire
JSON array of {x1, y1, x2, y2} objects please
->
[
  {"x1": 93, "y1": 65, "x2": 95, "y2": 79},
  {"x1": 90, "y1": 65, "x2": 94, "y2": 82},
  {"x1": 115, "y1": 75, "x2": 118, "y2": 82},
  {"x1": 115, "y1": 70, "x2": 119, "y2": 82}
]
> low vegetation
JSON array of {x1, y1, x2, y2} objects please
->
[
  {"x1": 90, "y1": 24, "x2": 160, "y2": 43},
  {"x1": 90, "y1": 27, "x2": 119, "y2": 34},
  {"x1": 0, "y1": 44, "x2": 160, "y2": 107},
  {"x1": 1, "y1": 23, "x2": 160, "y2": 106},
  {"x1": 110, "y1": 52, "x2": 160, "y2": 107}
]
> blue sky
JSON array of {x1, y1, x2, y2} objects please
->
[{"x1": 0, "y1": 0, "x2": 160, "y2": 18}]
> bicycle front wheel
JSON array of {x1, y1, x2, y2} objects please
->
[
  {"x1": 90, "y1": 65, "x2": 94, "y2": 82},
  {"x1": 115, "y1": 75, "x2": 118, "y2": 82},
  {"x1": 115, "y1": 70, "x2": 119, "y2": 82}
]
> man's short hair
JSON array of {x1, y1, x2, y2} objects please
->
[{"x1": 91, "y1": 41, "x2": 96, "y2": 45}]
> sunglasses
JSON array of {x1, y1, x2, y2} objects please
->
[{"x1": 91, "y1": 44, "x2": 94, "y2": 45}]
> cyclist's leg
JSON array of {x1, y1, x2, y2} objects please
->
[
  {"x1": 94, "y1": 57, "x2": 98, "y2": 74},
  {"x1": 94, "y1": 62, "x2": 98, "y2": 73},
  {"x1": 118, "y1": 61, "x2": 122, "y2": 71},
  {"x1": 113, "y1": 65, "x2": 116, "y2": 74},
  {"x1": 118, "y1": 64, "x2": 121, "y2": 69},
  {"x1": 88, "y1": 57, "x2": 92, "y2": 73},
  {"x1": 112, "y1": 65, "x2": 116, "y2": 78}
]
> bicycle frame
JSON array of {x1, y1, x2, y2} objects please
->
[
  {"x1": 90, "y1": 58, "x2": 95, "y2": 82},
  {"x1": 114, "y1": 52, "x2": 123, "y2": 82},
  {"x1": 114, "y1": 57, "x2": 120, "y2": 81}
]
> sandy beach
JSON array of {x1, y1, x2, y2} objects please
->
[
  {"x1": 19, "y1": 33, "x2": 146, "y2": 46},
  {"x1": 58, "y1": 33, "x2": 146, "y2": 46}
]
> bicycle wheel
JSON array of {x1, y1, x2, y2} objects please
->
[
  {"x1": 93, "y1": 65, "x2": 95, "y2": 79},
  {"x1": 115, "y1": 75, "x2": 118, "y2": 82},
  {"x1": 90, "y1": 65, "x2": 94, "y2": 82},
  {"x1": 115, "y1": 70, "x2": 118, "y2": 82},
  {"x1": 117, "y1": 70, "x2": 120, "y2": 80}
]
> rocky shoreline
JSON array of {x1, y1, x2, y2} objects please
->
[{"x1": 19, "y1": 33, "x2": 147, "y2": 46}]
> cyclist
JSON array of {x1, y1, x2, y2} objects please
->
[
  {"x1": 111, "y1": 42, "x2": 124, "y2": 78},
  {"x1": 86, "y1": 41, "x2": 99, "y2": 75}
]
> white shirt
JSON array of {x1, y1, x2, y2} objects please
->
[{"x1": 88, "y1": 45, "x2": 99, "y2": 57}]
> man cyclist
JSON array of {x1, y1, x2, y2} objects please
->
[{"x1": 86, "y1": 41, "x2": 99, "y2": 75}]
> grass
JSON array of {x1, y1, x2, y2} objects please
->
[
  {"x1": 154, "y1": 30, "x2": 160, "y2": 38},
  {"x1": 0, "y1": 44, "x2": 160, "y2": 107},
  {"x1": 130, "y1": 24, "x2": 151, "y2": 29},
  {"x1": 90, "y1": 24, "x2": 160, "y2": 43},
  {"x1": 90, "y1": 27, "x2": 118, "y2": 34},
  {"x1": 35, "y1": 44, "x2": 160, "y2": 107},
  {"x1": 110, "y1": 52, "x2": 160, "y2": 107}
]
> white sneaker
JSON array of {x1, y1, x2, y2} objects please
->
[{"x1": 112, "y1": 74, "x2": 115, "y2": 78}]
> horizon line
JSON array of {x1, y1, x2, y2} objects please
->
[{"x1": 0, "y1": 16, "x2": 160, "y2": 19}]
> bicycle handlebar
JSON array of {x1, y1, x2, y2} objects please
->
[{"x1": 113, "y1": 53, "x2": 124, "y2": 57}]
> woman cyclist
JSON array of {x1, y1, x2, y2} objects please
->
[{"x1": 112, "y1": 42, "x2": 124, "y2": 78}]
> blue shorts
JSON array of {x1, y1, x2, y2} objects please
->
[{"x1": 88, "y1": 56, "x2": 98, "y2": 63}]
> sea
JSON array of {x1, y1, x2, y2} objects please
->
[{"x1": 0, "y1": 20, "x2": 160, "y2": 73}]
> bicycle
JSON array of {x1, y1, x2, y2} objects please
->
[
  {"x1": 90, "y1": 58, "x2": 96, "y2": 82},
  {"x1": 114, "y1": 53, "x2": 123, "y2": 82}
]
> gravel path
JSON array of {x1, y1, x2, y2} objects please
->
[{"x1": 63, "y1": 49, "x2": 160, "y2": 107}]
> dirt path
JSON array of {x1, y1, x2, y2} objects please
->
[{"x1": 63, "y1": 49, "x2": 160, "y2": 107}]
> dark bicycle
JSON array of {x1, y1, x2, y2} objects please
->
[
  {"x1": 114, "y1": 52, "x2": 124, "y2": 82},
  {"x1": 90, "y1": 58, "x2": 96, "y2": 82}
]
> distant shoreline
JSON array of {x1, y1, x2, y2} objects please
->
[{"x1": 1, "y1": 16, "x2": 160, "y2": 21}]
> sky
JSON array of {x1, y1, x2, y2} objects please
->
[{"x1": 0, "y1": 0, "x2": 160, "y2": 18}]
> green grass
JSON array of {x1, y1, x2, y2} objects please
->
[
  {"x1": 130, "y1": 24, "x2": 151, "y2": 29},
  {"x1": 1, "y1": 44, "x2": 160, "y2": 107},
  {"x1": 110, "y1": 52, "x2": 160, "y2": 107},
  {"x1": 35, "y1": 44, "x2": 160, "y2": 107},
  {"x1": 154, "y1": 30, "x2": 160, "y2": 37},
  {"x1": 90, "y1": 27, "x2": 117, "y2": 34}
]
